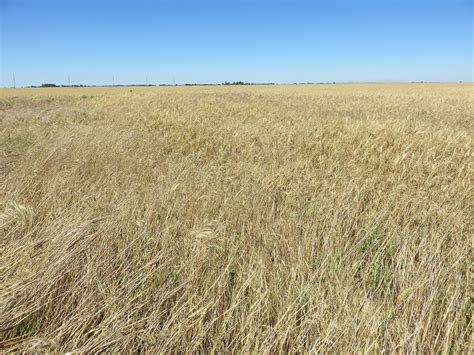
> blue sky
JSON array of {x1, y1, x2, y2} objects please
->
[{"x1": 1, "y1": 0, "x2": 472, "y2": 86}]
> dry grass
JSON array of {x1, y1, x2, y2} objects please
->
[{"x1": 1, "y1": 83, "x2": 473, "y2": 353}]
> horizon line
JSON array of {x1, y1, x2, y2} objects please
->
[{"x1": 2, "y1": 80, "x2": 471, "y2": 89}]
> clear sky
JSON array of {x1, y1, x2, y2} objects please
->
[{"x1": 1, "y1": 0, "x2": 472, "y2": 87}]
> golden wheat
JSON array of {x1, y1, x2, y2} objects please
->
[{"x1": 1, "y1": 83, "x2": 472, "y2": 353}]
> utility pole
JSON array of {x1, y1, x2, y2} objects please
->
[
  {"x1": 13, "y1": 73, "x2": 16, "y2": 88},
  {"x1": 112, "y1": 75, "x2": 115, "y2": 86},
  {"x1": 68, "y1": 73, "x2": 70, "y2": 86}
]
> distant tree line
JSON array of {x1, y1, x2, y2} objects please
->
[
  {"x1": 28, "y1": 82, "x2": 278, "y2": 88},
  {"x1": 222, "y1": 81, "x2": 275, "y2": 85},
  {"x1": 28, "y1": 84, "x2": 157, "y2": 88},
  {"x1": 22, "y1": 81, "x2": 455, "y2": 89}
]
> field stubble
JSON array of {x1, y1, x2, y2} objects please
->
[{"x1": 0, "y1": 84, "x2": 472, "y2": 352}]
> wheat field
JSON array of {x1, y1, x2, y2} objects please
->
[{"x1": 1, "y1": 83, "x2": 472, "y2": 353}]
